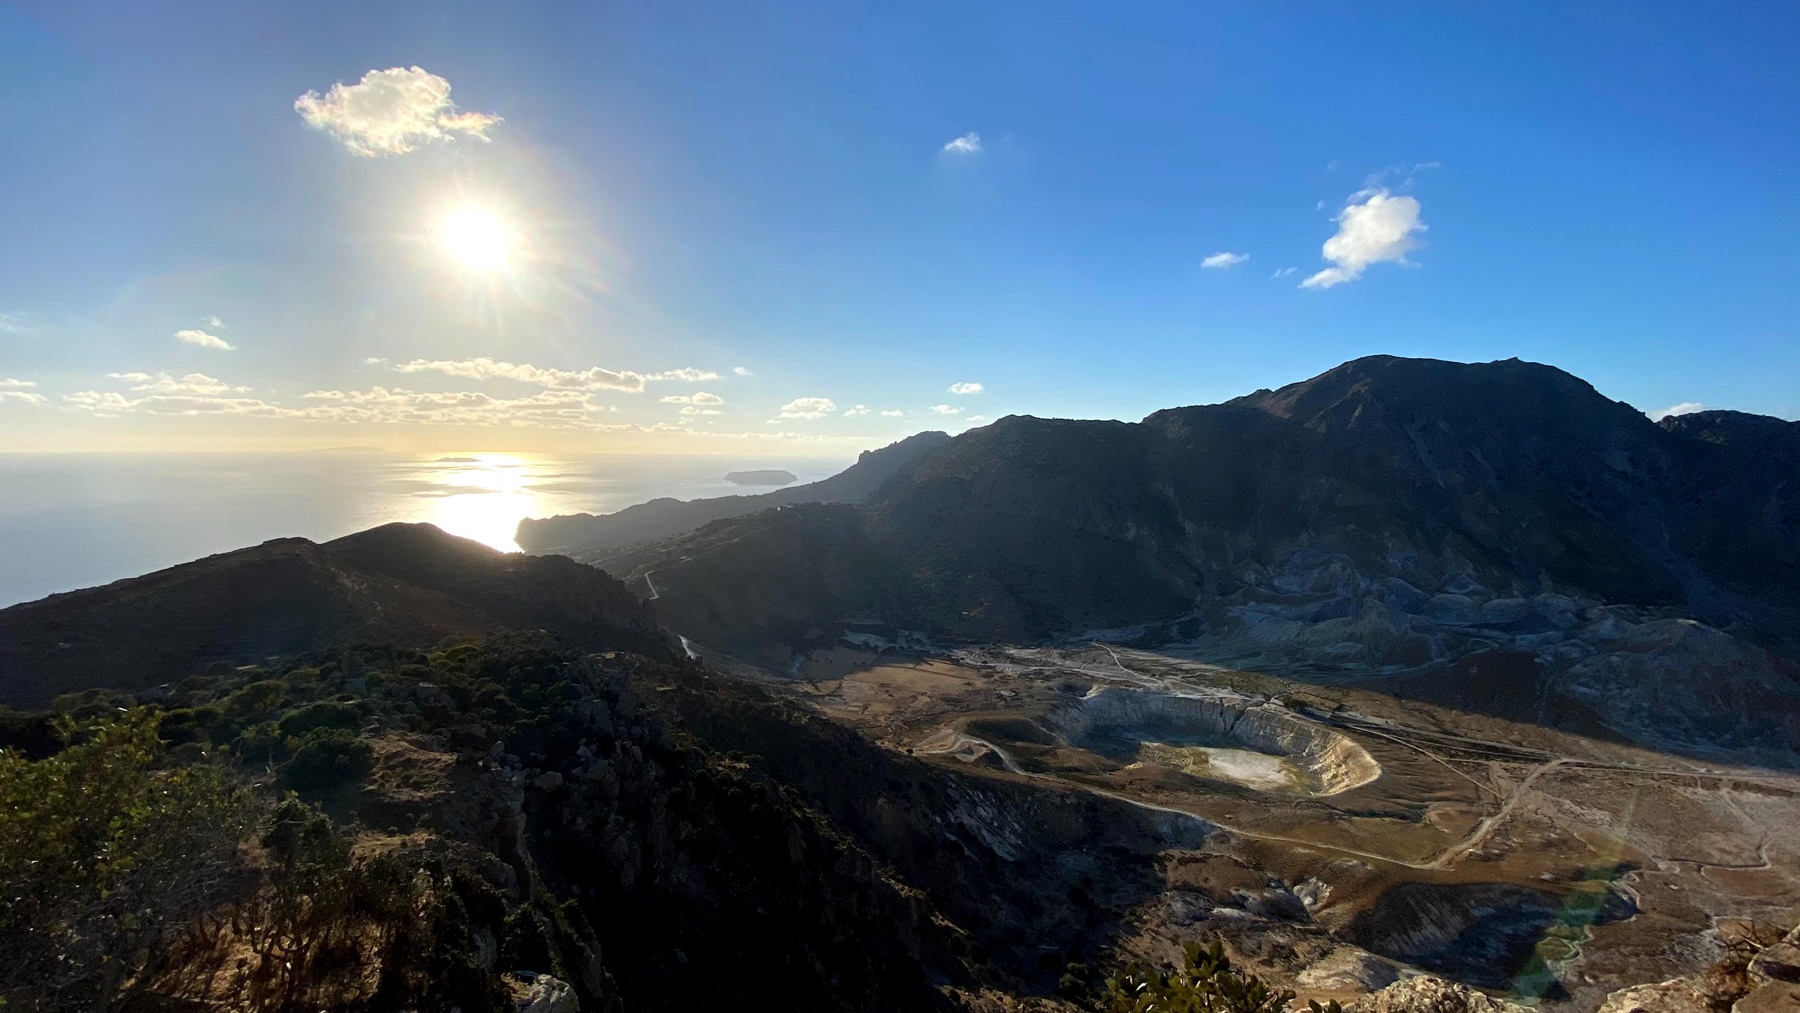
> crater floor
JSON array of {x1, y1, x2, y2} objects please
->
[{"x1": 754, "y1": 642, "x2": 1800, "y2": 1013}]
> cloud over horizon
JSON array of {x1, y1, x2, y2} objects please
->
[
  {"x1": 1649, "y1": 401, "x2": 1707, "y2": 421},
  {"x1": 378, "y1": 357, "x2": 647, "y2": 392},
  {"x1": 175, "y1": 328, "x2": 234, "y2": 351},
  {"x1": 773, "y1": 396, "x2": 837, "y2": 420},
  {"x1": 295, "y1": 67, "x2": 501, "y2": 157},
  {"x1": 1301, "y1": 189, "x2": 1426, "y2": 289}
]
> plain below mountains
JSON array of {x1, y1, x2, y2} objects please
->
[{"x1": 547, "y1": 355, "x2": 1800, "y2": 760}]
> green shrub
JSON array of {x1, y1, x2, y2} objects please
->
[
  {"x1": 0, "y1": 710, "x2": 257, "y2": 1011},
  {"x1": 282, "y1": 728, "x2": 374, "y2": 789},
  {"x1": 276, "y1": 700, "x2": 367, "y2": 739},
  {"x1": 1105, "y1": 940, "x2": 1342, "y2": 1013}
]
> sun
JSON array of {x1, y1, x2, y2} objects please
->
[{"x1": 436, "y1": 204, "x2": 511, "y2": 272}]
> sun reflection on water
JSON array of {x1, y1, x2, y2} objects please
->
[{"x1": 410, "y1": 453, "x2": 541, "y2": 552}]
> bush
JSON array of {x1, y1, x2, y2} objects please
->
[
  {"x1": 282, "y1": 727, "x2": 374, "y2": 789},
  {"x1": 0, "y1": 710, "x2": 257, "y2": 1012},
  {"x1": 276, "y1": 700, "x2": 367, "y2": 739},
  {"x1": 1105, "y1": 940, "x2": 1341, "y2": 1013}
]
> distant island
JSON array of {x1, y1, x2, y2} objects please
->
[{"x1": 724, "y1": 469, "x2": 798, "y2": 486}]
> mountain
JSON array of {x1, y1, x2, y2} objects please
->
[
  {"x1": 599, "y1": 356, "x2": 1800, "y2": 757},
  {"x1": 514, "y1": 430, "x2": 952, "y2": 558},
  {"x1": 0, "y1": 522, "x2": 668, "y2": 706}
]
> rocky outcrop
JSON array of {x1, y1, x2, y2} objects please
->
[
  {"x1": 1355, "y1": 976, "x2": 1531, "y2": 1013},
  {"x1": 1594, "y1": 975, "x2": 1709, "y2": 1013}
]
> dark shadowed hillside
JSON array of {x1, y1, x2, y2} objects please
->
[
  {"x1": 0, "y1": 522, "x2": 669, "y2": 706},
  {"x1": 601, "y1": 356, "x2": 1800, "y2": 756},
  {"x1": 515, "y1": 430, "x2": 952, "y2": 558}
]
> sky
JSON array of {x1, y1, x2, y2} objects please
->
[{"x1": 1, "y1": 1, "x2": 1797, "y2": 454}]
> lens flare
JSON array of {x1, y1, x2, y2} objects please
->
[{"x1": 437, "y1": 204, "x2": 511, "y2": 272}]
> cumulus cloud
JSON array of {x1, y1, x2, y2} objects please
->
[
  {"x1": 773, "y1": 397, "x2": 837, "y2": 421},
  {"x1": 204, "y1": 315, "x2": 224, "y2": 328},
  {"x1": 175, "y1": 328, "x2": 234, "y2": 351},
  {"x1": 842, "y1": 404, "x2": 871, "y2": 417},
  {"x1": 929, "y1": 404, "x2": 961, "y2": 415},
  {"x1": 965, "y1": 415, "x2": 989, "y2": 424},
  {"x1": 941, "y1": 132, "x2": 982, "y2": 155},
  {"x1": 0, "y1": 378, "x2": 35, "y2": 388},
  {"x1": 732, "y1": 366, "x2": 754, "y2": 377},
  {"x1": 1301, "y1": 189, "x2": 1426, "y2": 289},
  {"x1": 644, "y1": 367, "x2": 720, "y2": 383},
  {"x1": 947, "y1": 381, "x2": 984, "y2": 395},
  {"x1": 1650, "y1": 402, "x2": 1707, "y2": 421},
  {"x1": 1270, "y1": 266, "x2": 1297, "y2": 279},
  {"x1": 295, "y1": 66, "x2": 500, "y2": 157},
  {"x1": 659, "y1": 391, "x2": 724, "y2": 405},
  {"x1": 1201, "y1": 251, "x2": 1249, "y2": 270},
  {"x1": 0, "y1": 386, "x2": 46, "y2": 405},
  {"x1": 379, "y1": 357, "x2": 647, "y2": 392},
  {"x1": 107, "y1": 371, "x2": 251, "y2": 396},
  {"x1": 879, "y1": 409, "x2": 905, "y2": 417},
  {"x1": 678, "y1": 406, "x2": 722, "y2": 416}
]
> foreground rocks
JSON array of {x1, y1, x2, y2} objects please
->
[{"x1": 1355, "y1": 977, "x2": 1531, "y2": 1013}]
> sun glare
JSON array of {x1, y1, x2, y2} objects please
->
[{"x1": 436, "y1": 204, "x2": 511, "y2": 272}]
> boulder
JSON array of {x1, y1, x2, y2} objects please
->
[
  {"x1": 1356, "y1": 976, "x2": 1530, "y2": 1013},
  {"x1": 1595, "y1": 975, "x2": 1709, "y2": 1013},
  {"x1": 506, "y1": 971, "x2": 578, "y2": 1013}
]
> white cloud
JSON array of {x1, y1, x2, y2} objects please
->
[
  {"x1": 965, "y1": 415, "x2": 988, "y2": 424},
  {"x1": 929, "y1": 404, "x2": 961, "y2": 415},
  {"x1": 1301, "y1": 189, "x2": 1426, "y2": 289},
  {"x1": 1650, "y1": 401, "x2": 1707, "y2": 421},
  {"x1": 175, "y1": 328, "x2": 235, "y2": 351},
  {"x1": 295, "y1": 66, "x2": 500, "y2": 157},
  {"x1": 0, "y1": 378, "x2": 35, "y2": 388},
  {"x1": 1201, "y1": 251, "x2": 1249, "y2": 270},
  {"x1": 1270, "y1": 266, "x2": 1297, "y2": 279},
  {"x1": 842, "y1": 404, "x2": 871, "y2": 417},
  {"x1": 380, "y1": 357, "x2": 647, "y2": 392},
  {"x1": 947, "y1": 381, "x2": 984, "y2": 395},
  {"x1": 678, "y1": 405, "x2": 722, "y2": 416},
  {"x1": 107, "y1": 371, "x2": 250, "y2": 396},
  {"x1": 644, "y1": 367, "x2": 720, "y2": 383},
  {"x1": 291, "y1": 387, "x2": 613, "y2": 429},
  {"x1": 0, "y1": 313, "x2": 25, "y2": 335},
  {"x1": 659, "y1": 391, "x2": 724, "y2": 405},
  {"x1": 0, "y1": 390, "x2": 46, "y2": 405},
  {"x1": 204, "y1": 315, "x2": 224, "y2": 329},
  {"x1": 773, "y1": 397, "x2": 837, "y2": 421},
  {"x1": 880, "y1": 410, "x2": 904, "y2": 417},
  {"x1": 732, "y1": 366, "x2": 754, "y2": 377},
  {"x1": 941, "y1": 132, "x2": 982, "y2": 155}
]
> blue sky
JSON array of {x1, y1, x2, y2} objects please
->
[{"x1": 1, "y1": 1, "x2": 1796, "y2": 452}]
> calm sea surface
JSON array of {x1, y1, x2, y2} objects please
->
[{"x1": 0, "y1": 451, "x2": 849, "y2": 608}]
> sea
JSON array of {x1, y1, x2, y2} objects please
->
[{"x1": 0, "y1": 451, "x2": 851, "y2": 608}]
